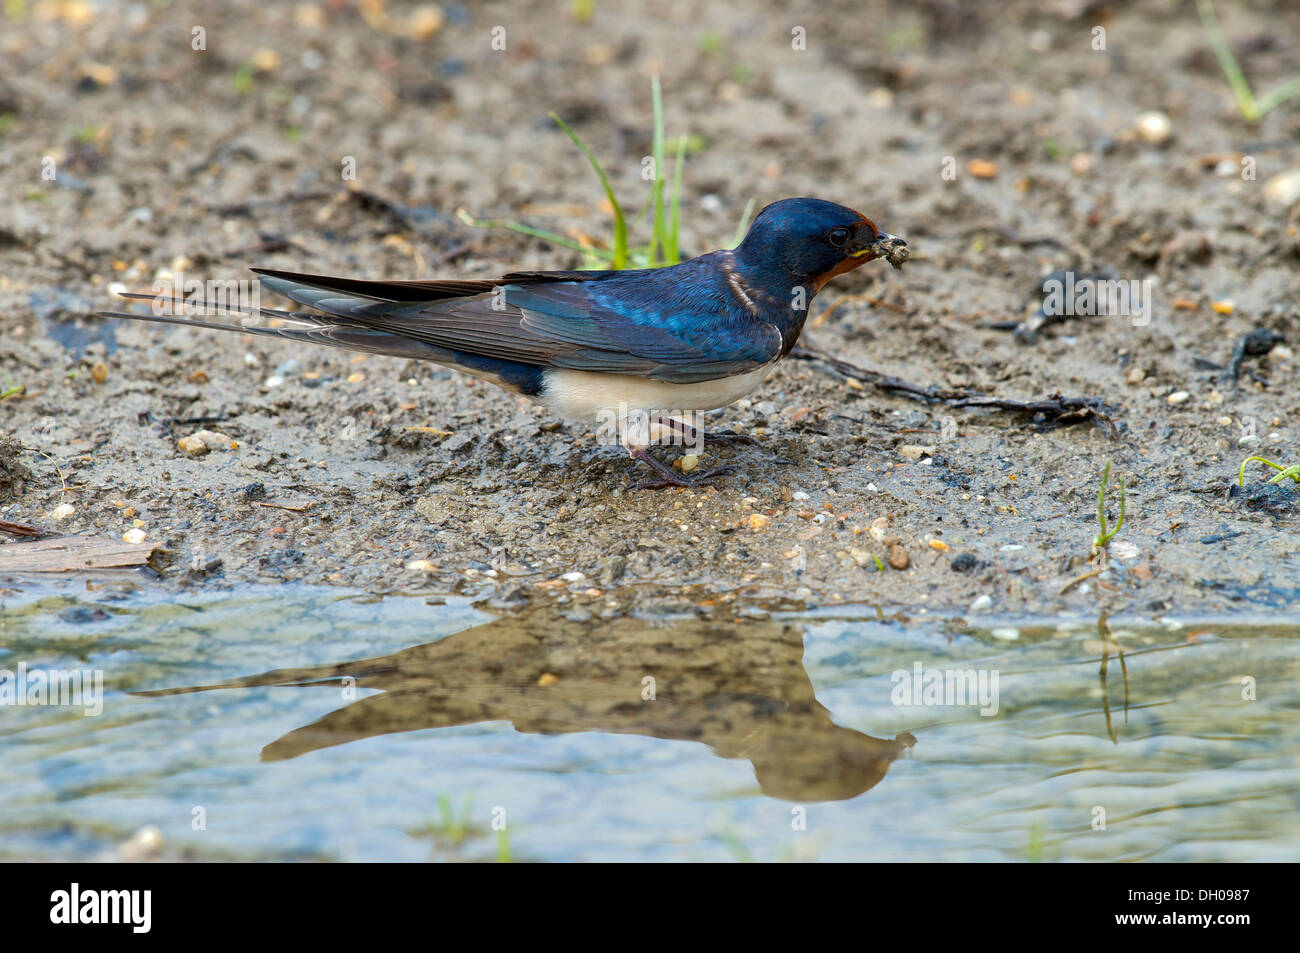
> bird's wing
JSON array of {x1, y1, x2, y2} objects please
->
[{"x1": 253, "y1": 268, "x2": 784, "y2": 384}]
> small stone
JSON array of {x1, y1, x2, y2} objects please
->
[
  {"x1": 1110, "y1": 540, "x2": 1140, "y2": 561},
  {"x1": 50, "y1": 503, "x2": 75, "y2": 521},
  {"x1": 966, "y1": 158, "x2": 998, "y2": 179},
  {"x1": 194, "y1": 429, "x2": 235, "y2": 451},
  {"x1": 561, "y1": 571, "x2": 586, "y2": 582},
  {"x1": 122, "y1": 528, "x2": 147, "y2": 544},
  {"x1": 251, "y1": 48, "x2": 281, "y2": 73},
  {"x1": 409, "y1": 6, "x2": 445, "y2": 41},
  {"x1": 1238, "y1": 434, "x2": 1261, "y2": 448},
  {"x1": 791, "y1": 490, "x2": 810, "y2": 500},
  {"x1": 969, "y1": 594, "x2": 993, "y2": 612},
  {"x1": 1133, "y1": 110, "x2": 1173, "y2": 145},
  {"x1": 405, "y1": 559, "x2": 437, "y2": 571},
  {"x1": 1068, "y1": 152, "x2": 1095, "y2": 176},
  {"x1": 1263, "y1": 168, "x2": 1300, "y2": 208},
  {"x1": 679, "y1": 454, "x2": 700, "y2": 474},
  {"x1": 899, "y1": 444, "x2": 936, "y2": 460},
  {"x1": 747, "y1": 514, "x2": 769, "y2": 531},
  {"x1": 1211, "y1": 299, "x2": 1234, "y2": 315},
  {"x1": 990, "y1": 627, "x2": 1021, "y2": 641},
  {"x1": 537, "y1": 672, "x2": 559, "y2": 688},
  {"x1": 1166, "y1": 390, "x2": 1190, "y2": 405},
  {"x1": 1126, "y1": 366, "x2": 1146, "y2": 384},
  {"x1": 869, "y1": 517, "x2": 890, "y2": 543},
  {"x1": 119, "y1": 825, "x2": 164, "y2": 862},
  {"x1": 91, "y1": 361, "x2": 108, "y2": 384},
  {"x1": 888, "y1": 543, "x2": 910, "y2": 570},
  {"x1": 177, "y1": 434, "x2": 208, "y2": 456}
]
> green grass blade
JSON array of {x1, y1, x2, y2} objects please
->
[
  {"x1": 549, "y1": 111, "x2": 628, "y2": 268},
  {"x1": 1197, "y1": 0, "x2": 1260, "y2": 121},
  {"x1": 1255, "y1": 75, "x2": 1300, "y2": 117},
  {"x1": 456, "y1": 209, "x2": 616, "y2": 262}
]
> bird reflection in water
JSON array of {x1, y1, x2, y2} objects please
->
[{"x1": 136, "y1": 610, "x2": 916, "y2": 802}]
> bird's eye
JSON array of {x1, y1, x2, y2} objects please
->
[{"x1": 827, "y1": 227, "x2": 851, "y2": 247}]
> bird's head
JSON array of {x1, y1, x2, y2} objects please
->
[{"x1": 734, "y1": 197, "x2": 906, "y2": 293}]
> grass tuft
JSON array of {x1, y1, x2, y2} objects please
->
[
  {"x1": 1197, "y1": 0, "x2": 1300, "y2": 122},
  {"x1": 459, "y1": 78, "x2": 750, "y2": 270},
  {"x1": 1238, "y1": 455, "x2": 1300, "y2": 486},
  {"x1": 1091, "y1": 461, "x2": 1125, "y2": 558}
]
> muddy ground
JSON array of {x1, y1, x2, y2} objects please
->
[{"x1": 1, "y1": 0, "x2": 1297, "y2": 618}]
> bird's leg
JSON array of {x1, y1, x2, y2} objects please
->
[{"x1": 629, "y1": 448, "x2": 735, "y2": 490}]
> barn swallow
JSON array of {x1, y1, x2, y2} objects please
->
[{"x1": 104, "y1": 197, "x2": 907, "y2": 488}]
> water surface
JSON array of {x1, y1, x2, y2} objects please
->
[{"x1": 2, "y1": 578, "x2": 1297, "y2": 861}]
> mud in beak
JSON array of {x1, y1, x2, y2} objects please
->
[{"x1": 851, "y1": 230, "x2": 909, "y2": 269}]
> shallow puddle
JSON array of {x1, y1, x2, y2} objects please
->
[{"x1": 2, "y1": 578, "x2": 1297, "y2": 861}]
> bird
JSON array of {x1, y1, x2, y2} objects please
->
[{"x1": 104, "y1": 197, "x2": 907, "y2": 488}]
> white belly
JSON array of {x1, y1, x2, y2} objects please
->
[{"x1": 540, "y1": 366, "x2": 774, "y2": 420}]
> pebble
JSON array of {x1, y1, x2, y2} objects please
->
[
  {"x1": 966, "y1": 158, "x2": 998, "y2": 179},
  {"x1": 791, "y1": 490, "x2": 810, "y2": 501},
  {"x1": 899, "y1": 444, "x2": 936, "y2": 460},
  {"x1": 251, "y1": 48, "x2": 281, "y2": 72},
  {"x1": 122, "y1": 528, "x2": 147, "y2": 544},
  {"x1": 990, "y1": 627, "x2": 1021, "y2": 641},
  {"x1": 1069, "y1": 152, "x2": 1095, "y2": 176},
  {"x1": 1167, "y1": 390, "x2": 1190, "y2": 405},
  {"x1": 888, "y1": 543, "x2": 910, "y2": 570},
  {"x1": 847, "y1": 546, "x2": 873, "y2": 568},
  {"x1": 1126, "y1": 367, "x2": 1146, "y2": 384},
  {"x1": 560, "y1": 571, "x2": 586, "y2": 582},
  {"x1": 177, "y1": 434, "x2": 208, "y2": 456},
  {"x1": 679, "y1": 454, "x2": 700, "y2": 474},
  {"x1": 1238, "y1": 434, "x2": 1261, "y2": 448},
  {"x1": 50, "y1": 502, "x2": 75, "y2": 521},
  {"x1": 1263, "y1": 168, "x2": 1300, "y2": 207},
  {"x1": 405, "y1": 559, "x2": 437, "y2": 571},
  {"x1": 91, "y1": 361, "x2": 108, "y2": 384},
  {"x1": 1133, "y1": 110, "x2": 1173, "y2": 145},
  {"x1": 969, "y1": 594, "x2": 993, "y2": 612},
  {"x1": 118, "y1": 825, "x2": 165, "y2": 862},
  {"x1": 869, "y1": 517, "x2": 890, "y2": 543},
  {"x1": 1110, "y1": 540, "x2": 1140, "y2": 561}
]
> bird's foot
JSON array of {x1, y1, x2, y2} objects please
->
[{"x1": 630, "y1": 449, "x2": 735, "y2": 490}]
